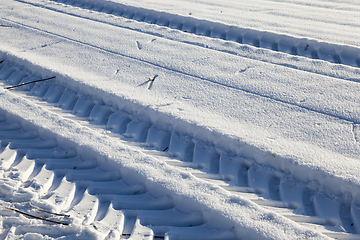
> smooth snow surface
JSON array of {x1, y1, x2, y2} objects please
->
[{"x1": 1, "y1": 0, "x2": 360, "y2": 239}]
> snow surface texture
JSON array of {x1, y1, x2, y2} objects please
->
[
  {"x1": 50, "y1": 0, "x2": 360, "y2": 68},
  {"x1": 1, "y1": 0, "x2": 360, "y2": 239}
]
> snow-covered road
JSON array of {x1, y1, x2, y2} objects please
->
[{"x1": 1, "y1": 0, "x2": 360, "y2": 239}]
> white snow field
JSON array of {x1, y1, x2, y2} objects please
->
[{"x1": 1, "y1": 0, "x2": 360, "y2": 239}]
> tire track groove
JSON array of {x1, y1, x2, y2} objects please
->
[
  {"x1": 47, "y1": 0, "x2": 360, "y2": 69},
  {"x1": 0, "y1": 119, "x2": 237, "y2": 239},
  {"x1": 1, "y1": 56, "x2": 360, "y2": 238}
]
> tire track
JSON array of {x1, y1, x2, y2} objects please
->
[
  {"x1": 11, "y1": 0, "x2": 360, "y2": 85},
  {"x1": 1, "y1": 58, "x2": 360, "y2": 239},
  {"x1": 2, "y1": 16, "x2": 360, "y2": 126},
  {"x1": 45, "y1": 0, "x2": 360, "y2": 69},
  {"x1": 0, "y1": 118, "x2": 238, "y2": 239}
]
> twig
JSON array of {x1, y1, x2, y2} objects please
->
[
  {"x1": 148, "y1": 75, "x2": 158, "y2": 81},
  {"x1": 5, "y1": 76, "x2": 56, "y2": 90},
  {"x1": 122, "y1": 233, "x2": 164, "y2": 239},
  {"x1": 29, "y1": 203, "x2": 70, "y2": 217},
  {"x1": 3, "y1": 206, "x2": 69, "y2": 225},
  {"x1": 148, "y1": 75, "x2": 158, "y2": 90},
  {"x1": 36, "y1": 207, "x2": 70, "y2": 218}
]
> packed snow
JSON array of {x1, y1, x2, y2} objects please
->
[{"x1": 1, "y1": 0, "x2": 360, "y2": 239}]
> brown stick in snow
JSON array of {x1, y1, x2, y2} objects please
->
[
  {"x1": 4, "y1": 76, "x2": 56, "y2": 90},
  {"x1": 2, "y1": 206, "x2": 69, "y2": 225}
]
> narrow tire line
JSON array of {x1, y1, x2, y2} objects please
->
[
  {"x1": 12, "y1": 0, "x2": 360, "y2": 84},
  {"x1": 1, "y1": 18, "x2": 358, "y2": 125}
]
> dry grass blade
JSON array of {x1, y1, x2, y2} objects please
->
[
  {"x1": 36, "y1": 207, "x2": 70, "y2": 217},
  {"x1": 29, "y1": 203, "x2": 70, "y2": 217},
  {"x1": 3, "y1": 206, "x2": 69, "y2": 225},
  {"x1": 5, "y1": 76, "x2": 56, "y2": 90}
]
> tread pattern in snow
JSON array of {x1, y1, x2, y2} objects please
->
[
  {"x1": 0, "y1": 111, "x2": 237, "y2": 239},
  {"x1": 2, "y1": 55, "x2": 360, "y2": 239},
  {"x1": 50, "y1": 0, "x2": 360, "y2": 68}
]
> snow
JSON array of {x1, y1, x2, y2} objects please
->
[
  {"x1": 1, "y1": 0, "x2": 360, "y2": 239},
  {"x1": 0, "y1": 89, "x2": 325, "y2": 239},
  {"x1": 112, "y1": 0, "x2": 360, "y2": 47}
]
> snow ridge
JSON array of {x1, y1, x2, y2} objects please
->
[{"x1": 50, "y1": 0, "x2": 360, "y2": 68}]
